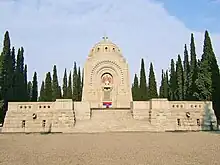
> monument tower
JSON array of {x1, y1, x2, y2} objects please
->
[{"x1": 82, "y1": 36, "x2": 132, "y2": 108}]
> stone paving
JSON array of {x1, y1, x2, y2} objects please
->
[{"x1": 0, "y1": 132, "x2": 220, "y2": 165}]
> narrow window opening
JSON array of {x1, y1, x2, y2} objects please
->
[
  {"x1": 177, "y1": 119, "x2": 181, "y2": 126},
  {"x1": 22, "y1": 120, "x2": 26, "y2": 128},
  {"x1": 48, "y1": 105, "x2": 50, "y2": 108},
  {"x1": 42, "y1": 120, "x2": 46, "y2": 128},
  {"x1": 197, "y1": 119, "x2": 200, "y2": 126},
  {"x1": 43, "y1": 106, "x2": 46, "y2": 108},
  {"x1": 113, "y1": 48, "x2": 115, "y2": 51}
]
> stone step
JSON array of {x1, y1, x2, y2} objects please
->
[{"x1": 91, "y1": 109, "x2": 133, "y2": 121}]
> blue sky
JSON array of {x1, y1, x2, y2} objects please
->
[
  {"x1": 156, "y1": 0, "x2": 220, "y2": 32},
  {"x1": 0, "y1": 0, "x2": 220, "y2": 86}
]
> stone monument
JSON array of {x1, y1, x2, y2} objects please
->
[{"x1": 1, "y1": 37, "x2": 218, "y2": 133}]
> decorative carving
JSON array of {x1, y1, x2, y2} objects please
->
[
  {"x1": 32, "y1": 113, "x2": 37, "y2": 119},
  {"x1": 102, "y1": 73, "x2": 112, "y2": 85},
  {"x1": 90, "y1": 60, "x2": 124, "y2": 85},
  {"x1": 186, "y1": 112, "x2": 190, "y2": 118}
]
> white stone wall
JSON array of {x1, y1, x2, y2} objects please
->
[{"x1": 2, "y1": 99, "x2": 75, "y2": 133}]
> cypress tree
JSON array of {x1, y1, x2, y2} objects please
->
[
  {"x1": 72, "y1": 62, "x2": 78, "y2": 101},
  {"x1": 159, "y1": 70, "x2": 165, "y2": 98},
  {"x1": 44, "y1": 72, "x2": 52, "y2": 101},
  {"x1": 11, "y1": 47, "x2": 16, "y2": 101},
  {"x1": 58, "y1": 86, "x2": 62, "y2": 99},
  {"x1": 24, "y1": 64, "x2": 28, "y2": 101},
  {"x1": 20, "y1": 47, "x2": 25, "y2": 100},
  {"x1": 183, "y1": 44, "x2": 190, "y2": 100},
  {"x1": 67, "y1": 71, "x2": 72, "y2": 99},
  {"x1": 210, "y1": 50, "x2": 220, "y2": 124},
  {"x1": 52, "y1": 65, "x2": 60, "y2": 101},
  {"x1": 39, "y1": 81, "x2": 45, "y2": 101},
  {"x1": 11, "y1": 47, "x2": 16, "y2": 72},
  {"x1": 77, "y1": 67, "x2": 82, "y2": 101},
  {"x1": 139, "y1": 58, "x2": 148, "y2": 100},
  {"x1": 14, "y1": 47, "x2": 25, "y2": 101},
  {"x1": 0, "y1": 31, "x2": 13, "y2": 101},
  {"x1": 176, "y1": 55, "x2": 184, "y2": 100},
  {"x1": 169, "y1": 59, "x2": 177, "y2": 100},
  {"x1": 189, "y1": 33, "x2": 198, "y2": 100},
  {"x1": 0, "y1": 31, "x2": 13, "y2": 121},
  {"x1": 164, "y1": 70, "x2": 169, "y2": 98},
  {"x1": 195, "y1": 31, "x2": 213, "y2": 101},
  {"x1": 62, "y1": 69, "x2": 68, "y2": 99},
  {"x1": 27, "y1": 81, "x2": 32, "y2": 101},
  {"x1": 132, "y1": 73, "x2": 139, "y2": 101},
  {"x1": 31, "y1": 72, "x2": 38, "y2": 101},
  {"x1": 81, "y1": 69, "x2": 84, "y2": 91},
  {"x1": 148, "y1": 63, "x2": 158, "y2": 99}
]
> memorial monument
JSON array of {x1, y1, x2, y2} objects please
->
[{"x1": 2, "y1": 37, "x2": 217, "y2": 133}]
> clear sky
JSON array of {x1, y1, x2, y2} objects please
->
[{"x1": 0, "y1": 0, "x2": 220, "y2": 86}]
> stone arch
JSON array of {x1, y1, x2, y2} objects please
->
[
  {"x1": 90, "y1": 60, "x2": 124, "y2": 86},
  {"x1": 95, "y1": 67, "x2": 119, "y2": 86}
]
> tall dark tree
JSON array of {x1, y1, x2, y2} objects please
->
[
  {"x1": 27, "y1": 81, "x2": 32, "y2": 101},
  {"x1": 24, "y1": 64, "x2": 28, "y2": 101},
  {"x1": 139, "y1": 59, "x2": 148, "y2": 100},
  {"x1": 169, "y1": 59, "x2": 177, "y2": 100},
  {"x1": 62, "y1": 69, "x2": 68, "y2": 99},
  {"x1": 81, "y1": 69, "x2": 84, "y2": 92},
  {"x1": 14, "y1": 47, "x2": 25, "y2": 101},
  {"x1": 189, "y1": 33, "x2": 198, "y2": 100},
  {"x1": 164, "y1": 70, "x2": 169, "y2": 98},
  {"x1": 195, "y1": 31, "x2": 213, "y2": 101},
  {"x1": 31, "y1": 72, "x2": 38, "y2": 101},
  {"x1": 183, "y1": 44, "x2": 190, "y2": 100},
  {"x1": 176, "y1": 55, "x2": 184, "y2": 100},
  {"x1": 72, "y1": 62, "x2": 78, "y2": 101},
  {"x1": 148, "y1": 63, "x2": 158, "y2": 99},
  {"x1": 52, "y1": 65, "x2": 60, "y2": 101},
  {"x1": 44, "y1": 72, "x2": 52, "y2": 101},
  {"x1": 132, "y1": 74, "x2": 139, "y2": 101},
  {"x1": 11, "y1": 47, "x2": 16, "y2": 100},
  {"x1": 0, "y1": 31, "x2": 13, "y2": 122},
  {"x1": 77, "y1": 67, "x2": 82, "y2": 101},
  {"x1": 159, "y1": 70, "x2": 165, "y2": 98},
  {"x1": 209, "y1": 39, "x2": 220, "y2": 124},
  {"x1": 11, "y1": 47, "x2": 16, "y2": 72},
  {"x1": 39, "y1": 81, "x2": 45, "y2": 101},
  {"x1": 58, "y1": 86, "x2": 62, "y2": 99},
  {"x1": 67, "y1": 71, "x2": 72, "y2": 99},
  {"x1": 194, "y1": 31, "x2": 220, "y2": 124}
]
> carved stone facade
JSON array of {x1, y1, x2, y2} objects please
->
[{"x1": 2, "y1": 37, "x2": 218, "y2": 133}]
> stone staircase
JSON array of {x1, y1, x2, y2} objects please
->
[{"x1": 69, "y1": 108, "x2": 158, "y2": 133}]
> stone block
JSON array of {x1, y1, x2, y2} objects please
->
[{"x1": 74, "y1": 101, "x2": 90, "y2": 120}]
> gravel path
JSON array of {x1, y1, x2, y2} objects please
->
[{"x1": 0, "y1": 132, "x2": 220, "y2": 165}]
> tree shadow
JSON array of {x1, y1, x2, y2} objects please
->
[{"x1": 201, "y1": 102, "x2": 219, "y2": 133}]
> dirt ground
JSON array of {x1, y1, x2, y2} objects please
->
[{"x1": 0, "y1": 132, "x2": 220, "y2": 165}]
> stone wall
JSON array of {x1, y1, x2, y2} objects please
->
[
  {"x1": 2, "y1": 99, "x2": 75, "y2": 133},
  {"x1": 132, "y1": 99, "x2": 217, "y2": 131},
  {"x1": 2, "y1": 99, "x2": 218, "y2": 133}
]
